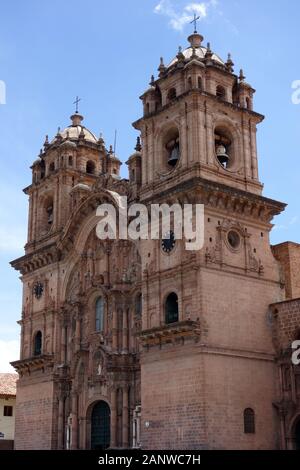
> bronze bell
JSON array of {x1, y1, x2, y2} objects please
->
[
  {"x1": 216, "y1": 144, "x2": 229, "y2": 168},
  {"x1": 167, "y1": 138, "x2": 180, "y2": 167},
  {"x1": 47, "y1": 206, "x2": 53, "y2": 225}
]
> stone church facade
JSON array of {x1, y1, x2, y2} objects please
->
[{"x1": 11, "y1": 31, "x2": 300, "y2": 450}]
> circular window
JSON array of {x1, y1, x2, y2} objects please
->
[{"x1": 227, "y1": 230, "x2": 240, "y2": 249}]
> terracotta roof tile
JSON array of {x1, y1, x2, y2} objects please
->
[{"x1": 0, "y1": 373, "x2": 18, "y2": 396}]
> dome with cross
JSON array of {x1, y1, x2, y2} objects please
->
[
  {"x1": 167, "y1": 32, "x2": 224, "y2": 69},
  {"x1": 50, "y1": 113, "x2": 98, "y2": 145}
]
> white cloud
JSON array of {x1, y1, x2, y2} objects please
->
[
  {"x1": 0, "y1": 340, "x2": 19, "y2": 373},
  {"x1": 154, "y1": 0, "x2": 217, "y2": 32},
  {"x1": 273, "y1": 215, "x2": 299, "y2": 231}
]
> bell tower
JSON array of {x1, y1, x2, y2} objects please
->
[
  {"x1": 133, "y1": 31, "x2": 262, "y2": 198},
  {"x1": 26, "y1": 112, "x2": 121, "y2": 253},
  {"x1": 133, "y1": 30, "x2": 286, "y2": 450}
]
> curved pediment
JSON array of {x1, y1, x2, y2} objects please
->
[{"x1": 58, "y1": 189, "x2": 122, "y2": 257}]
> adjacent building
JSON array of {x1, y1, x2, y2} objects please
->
[{"x1": 0, "y1": 373, "x2": 18, "y2": 449}]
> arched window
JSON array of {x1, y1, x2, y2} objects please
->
[
  {"x1": 167, "y1": 88, "x2": 177, "y2": 102},
  {"x1": 86, "y1": 160, "x2": 96, "y2": 174},
  {"x1": 244, "y1": 408, "x2": 255, "y2": 434},
  {"x1": 165, "y1": 292, "x2": 179, "y2": 324},
  {"x1": 49, "y1": 162, "x2": 55, "y2": 173},
  {"x1": 246, "y1": 97, "x2": 251, "y2": 109},
  {"x1": 216, "y1": 85, "x2": 226, "y2": 99},
  {"x1": 198, "y1": 77, "x2": 202, "y2": 90},
  {"x1": 69, "y1": 155, "x2": 73, "y2": 166},
  {"x1": 135, "y1": 293, "x2": 142, "y2": 317},
  {"x1": 95, "y1": 297, "x2": 104, "y2": 332},
  {"x1": 33, "y1": 331, "x2": 42, "y2": 356},
  {"x1": 187, "y1": 77, "x2": 192, "y2": 90}
]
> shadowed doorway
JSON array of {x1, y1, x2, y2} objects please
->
[{"x1": 91, "y1": 401, "x2": 110, "y2": 450}]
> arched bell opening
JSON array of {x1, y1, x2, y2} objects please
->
[
  {"x1": 165, "y1": 292, "x2": 179, "y2": 324},
  {"x1": 33, "y1": 331, "x2": 42, "y2": 356},
  {"x1": 216, "y1": 85, "x2": 226, "y2": 100},
  {"x1": 39, "y1": 194, "x2": 54, "y2": 236},
  {"x1": 162, "y1": 127, "x2": 180, "y2": 170},
  {"x1": 214, "y1": 126, "x2": 234, "y2": 169},
  {"x1": 86, "y1": 160, "x2": 96, "y2": 175},
  {"x1": 167, "y1": 87, "x2": 177, "y2": 102}
]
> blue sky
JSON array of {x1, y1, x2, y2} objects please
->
[{"x1": 0, "y1": 0, "x2": 300, "y2": 371}]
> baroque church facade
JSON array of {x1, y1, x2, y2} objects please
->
[{"x1": 11, "y1": 30, "x2": 300, "y2": 450}]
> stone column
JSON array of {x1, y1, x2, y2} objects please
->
[
  {"x1": 57, "y1": 396, "x2": 64, "y2": 449},
  {"x1": 75, "y1": 315, "x2": 81, "y2": 352},
  {"x1": 142, "y1": 130, "x2": 148, "y2": 185},
  {"x1": 28, "y1": 194, "x2": 33, "y2": 242},
  {"x1": 112, "y1": 308, "x2": 118, "y2": 352},
  {"x1": 71, "y1": 393, "x2": 78, "y2": 450},
  {"x1": 104, "y1": 245, "x2": 110, "y2": 286},
  {"x1": 122, "y1": 387, "x2": 129, "y2": 448},
  {"x1": 122, "y1": 310, "x2": 128, "y2": 353},
  {"x1": 60, "y1": 324, "x2": 66, "y2": 363},
  {"x1": 110, "y1": 389, "x2": 117, "y2": 448},
  {"x1": 242, "y1": 117, "x2": 252, "y2": 179},
  {"x1": 205, "y1": 109, "x2": 214, "y2": 165}
]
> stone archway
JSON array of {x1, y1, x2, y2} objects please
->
[{"x1": 90, "y1": 401, "x2": 111, "y2": 450}]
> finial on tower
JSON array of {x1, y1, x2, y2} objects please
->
[
  {"x1": 158, "y1": 57, "x2": 166, "y2": 77},
  {"x1": 135, "y1": 136, "x2": 142, "y2": 152},
  {"x1": 176, "y1": 46, "x2": 185, "y2": 65},
  {"x1": 98, "y1": 133, "x2": 105, "y2": 151},
  {"x1": 55, "y1": 127, "x2": 63, "y2": 142},
  {"x1": 44, "y1": 135, "x2": 49, "y2": 149},
  {"x1": 205, "y1": 42, "x2": 213, "y2": 61},
  {"x1": 239, "y1": 69, "x2": 246, "y2": 82},
  {"x1": 225, "y1": 53, "x2": 234, "y2": 73}
]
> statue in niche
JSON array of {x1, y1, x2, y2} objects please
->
[{"x1": 97, "y1": 362, "x2": 102, "y2": 376}]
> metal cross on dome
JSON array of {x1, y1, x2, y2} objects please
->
[
  {"x1": 190, "y1": 13, "x2": 200, "y2": 33},
  {"x1": 73, "y1": 96, "x2": 81, "y2": 114}
]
